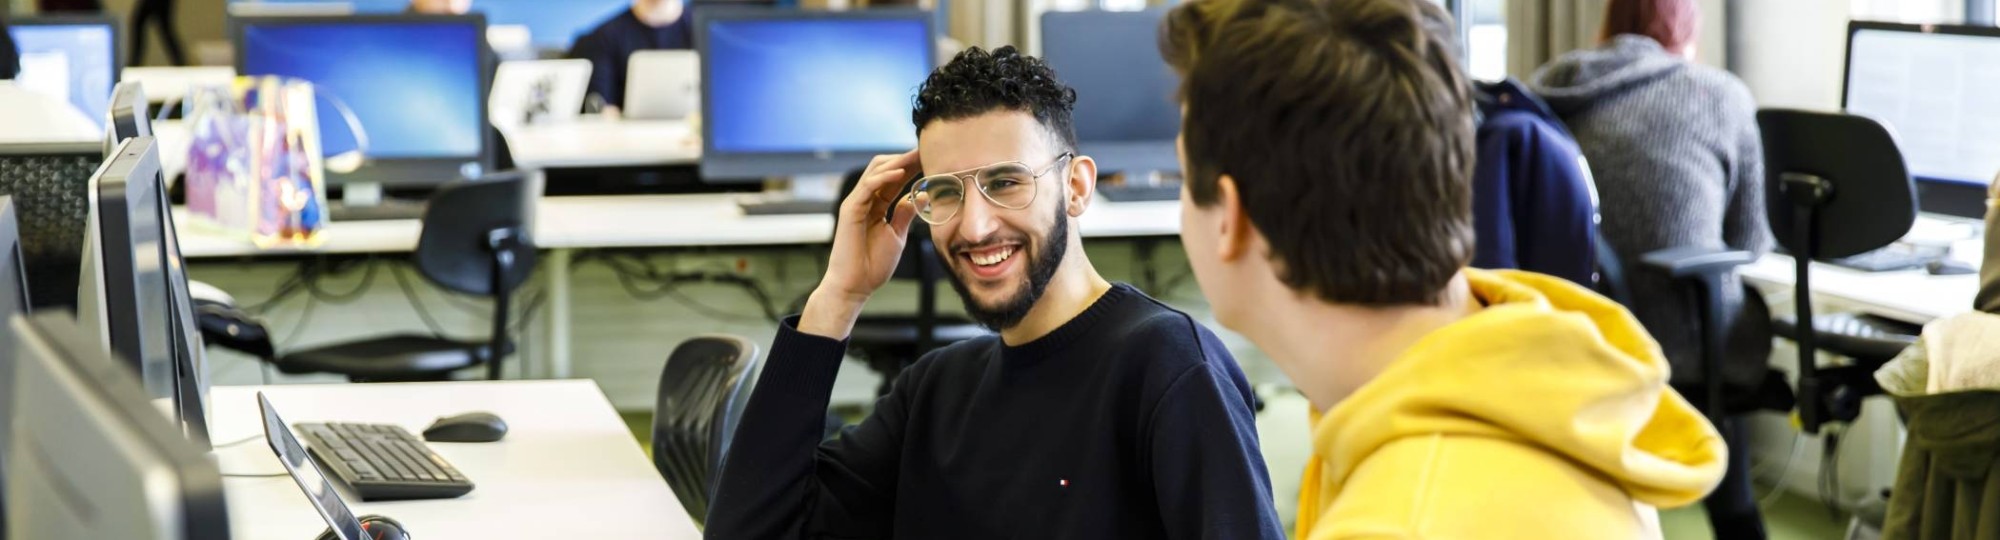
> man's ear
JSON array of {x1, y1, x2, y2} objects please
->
[
  {"x1": 1214, "y1": 174, "x2": 1251, "y2": 262},
  {"x1": 1066, "y1": 154, "x2": 1097, "y2": 218}
]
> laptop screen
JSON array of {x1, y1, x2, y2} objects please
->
[{"x1": 259, "y1": 393, "x2": 367, "y2": 540}]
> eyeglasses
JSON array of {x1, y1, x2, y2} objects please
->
[{"x1": 907, "y1": 152, "x2": 1074, "y2": 225}]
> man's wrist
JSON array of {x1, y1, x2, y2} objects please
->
[{"x1": 797, "y1": 289, "x2": 867, "y2": 340}]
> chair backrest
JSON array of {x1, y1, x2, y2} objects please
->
[
  {"x1": 414, "y1": 171, "x2": 541, "y2": 296},
  {"x1": 0, "y1": 142, "x2": 102, "y2": 311},
  {"x1": 1758, "y1": 109, "x2": 1917, "y2": 259},
  {"x1": 651, "y1": 334, "x2": 761, "y2": 525}
]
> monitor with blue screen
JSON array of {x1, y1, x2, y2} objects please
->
[
  {"x1": 229, "y1": 0, "x2": 630, "y2": 49},
  {"x1": 697, "y1": 8, "x2": 934, "y2": 180},
  {"x1": 1041, "y1": 8, "x2": 1180, "y2": 174},
  {"x1": 8, "y1": 16, "x2": 120, "y2": 132},
  {"x1": 233, "y1": 14, "x2": 492, "y2": 188}
]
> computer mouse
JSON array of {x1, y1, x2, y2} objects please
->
[
  {"x1": 315, "y1": 515, "x2": 410, "y2": 540},
  {"x1": 423, "y1": 411, "x2": 508, "y2": 443},
  {"x1": 1927, "y1": 258, "x2": 1977, "y2": 276}
]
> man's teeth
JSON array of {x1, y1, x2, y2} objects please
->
[{"x1": 971, "y1": 247, "x2": 1016, "y2": 267}]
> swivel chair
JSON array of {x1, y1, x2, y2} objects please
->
[{"x1": 652, "y1": 335, "x2": 761, "y2": 525}]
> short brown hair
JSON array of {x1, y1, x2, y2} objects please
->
[{"x1": 1162, "y1": 0, "x2": 1475, "y2": 306}]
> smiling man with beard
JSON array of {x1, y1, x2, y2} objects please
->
[{"x1": 704, "y1": 46, "x2": 1282, "y2": 539}]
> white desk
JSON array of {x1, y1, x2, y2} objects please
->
[
  {"x1": 209, "y1": 380, "x2": 700, "y2": 538},
  {"x1": 1739, "y1": 218, "x2": 1984, "y2": 325},
  {"x1": 506, "y1": 120, "x2": 701, "y2": 170},
  {"x1": 0, "y1": 82, "x2": 100, "y2": 144},
  {"x1": 178, "y1": 194, "x2": 1181, "y2": 259},
  {"x1": 155, "y1": 119, "x2": 699, "y2": 182},
  {"x1": 179, "y1": 194, "x2": 1184, "y2": 378}
]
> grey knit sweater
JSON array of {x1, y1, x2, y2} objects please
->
[{"x1": 1531, "y1": 35, "x2": 1773, "y2": 390}]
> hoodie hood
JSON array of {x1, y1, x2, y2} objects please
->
[
  {"x1": 1531, "y1": 34, "x2": 1689, "y2": 117},
  {"x1": 1314, "y1": 269, "x2": 1726, "y2": 509}
]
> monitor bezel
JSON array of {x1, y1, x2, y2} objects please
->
[
  {"x1": 1841, "y1": 20, "x2": 2000, "y2": 219},
  {"x1": 6, "y1": 311, "x2": 230, "y2": 540},
  {"x1": 694, "y1": 6, "x2": 937, "y2": 181},
  {"x1": 229, "y1": 13, "x2": 497, "y2": 189}
]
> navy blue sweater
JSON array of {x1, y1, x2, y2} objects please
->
[
  {"x1": 707, "y1": 284, "x2": 1283, "y2": 539},
  {"x1": 1472, "y1": 79, "x2": 1599, "y2": 287}
]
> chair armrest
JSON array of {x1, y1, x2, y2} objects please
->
[{"x1": 1640, "y1": 247, "x2": 1759, "y2": 280}]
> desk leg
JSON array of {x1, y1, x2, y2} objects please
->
[{"x1": 547, "y1": 248, "x2": 574, "y2": 379}]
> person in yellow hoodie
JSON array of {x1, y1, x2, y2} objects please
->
[{"x1": 1157, "y1": 0, "x2": 1730, "y2": 537}]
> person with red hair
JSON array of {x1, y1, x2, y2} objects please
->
[{"x1": 1533, "y1": 0, "x2": 1773, "y2": 539}]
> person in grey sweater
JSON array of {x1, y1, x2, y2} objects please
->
[{"x1": 1532, "y1": 1, "x2": 1772, "y2": 538}]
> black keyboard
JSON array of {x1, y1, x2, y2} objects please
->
[
  {"x1": 327, "y1": 199, "x2": 428, "y2": 222},
  {"x1": 1096, "y1": 183, "x2": 1183, "y2": 202},
  {"x1": 295, "y1": 422, "x2": 475, "y2": 501},
  {"x1": 1823, "y1": 249, "x2": 1938, "y2": 273},
  {"x1": 738, "y1": 198, "x2": 836, "y2": 216}
]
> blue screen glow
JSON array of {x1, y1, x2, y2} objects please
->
[
  {"x1": 241, "y1": 21, "x2": 484, "y2": 159},
  {"x1": 9, "y1": 24, "x2": 117, "y2": 131},
  {"x1": 705, "y1": 17, "x2": 930, "y2": 154},
  {"x1": 231, "y1": 0, "x2": 630, "y2": 49}
]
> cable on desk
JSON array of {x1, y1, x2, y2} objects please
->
[{"x1": 213, "y1": 433, "x2": 265, "y2": 448}]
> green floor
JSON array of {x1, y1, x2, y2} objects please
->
[{"x1": 624, "y1": 411, "x2": 1852, "y2": 539}]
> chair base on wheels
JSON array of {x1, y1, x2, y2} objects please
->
[{"x1": 277, "y1": 334, "x2": 509, "y2": 382}]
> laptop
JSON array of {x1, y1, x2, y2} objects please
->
[
  {"x1": 623, "y1": 50, "x2": 699, "y2": 121},
  {"x1": 490, "y1": 59, "x2": 592, "y2": 131},
  {"x1": 257, "y1": 393, "x2": 376, "y2": 540}
]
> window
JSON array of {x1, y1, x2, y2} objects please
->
[{"x1": 1466, "y1": 0, "x2": 1507, "y2": 81}]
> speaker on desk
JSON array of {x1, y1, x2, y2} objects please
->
[{"x1": 276, "y1": 172, "x2": 540, "y2": 382}]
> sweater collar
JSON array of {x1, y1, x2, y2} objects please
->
[{"x1": 999, "y1": 283, "x2": 1138, "y2": 363}]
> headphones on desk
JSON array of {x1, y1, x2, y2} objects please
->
[{"x1": 315, "y1": 514, "x2": 410, "y2": 540}]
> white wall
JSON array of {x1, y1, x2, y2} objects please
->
[{"x1": 1728, "y1": 0, "x2": 1851, "y2": 111}]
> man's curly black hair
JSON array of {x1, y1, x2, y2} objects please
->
[{"x1": 911, "y1": 45, "x2": 1079, "y2": 151}]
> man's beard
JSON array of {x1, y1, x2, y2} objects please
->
[{"x1": 941, "y1": 202, "x2": 1070, "y2": 331}]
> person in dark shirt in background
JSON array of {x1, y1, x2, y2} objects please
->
[
  {"x1": 706, "y1": 46, "x2": 1282, "y2": 539},
  {"x1": 567, "y1": 0, "x2": 691, "y2": 113}
]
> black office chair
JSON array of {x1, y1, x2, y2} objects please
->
[
  {"x1": 275, "y1": 172, "x2": 540, "y2": 382},
  {"x1": 1759, "y1": 109, "x2": 1922, "y2": 434},
  {"x1": 651, "y1": 335, "x2": 761, "y2": 525},
  {"x1": 834, "y1": 170, "x2": 988, "y2": 396}
]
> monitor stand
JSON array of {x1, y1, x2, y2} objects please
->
[
  {"x1": 329, "y1": 181, "x2": 427, "y2": 222},
  {"x1": 1095, "y1": 170, "x2": 1183, "y2": 202},
  {"x1": 738, "y1": 174, "x2": 842, "y2": 216}
]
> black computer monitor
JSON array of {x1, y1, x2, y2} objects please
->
[
  {"x1": 696, "y1": 8, "x2": 935, "y2": 181},
  {"x1": 7, "y1": 15, "x2": 123, "y2": 132},
  {"x1": 1040, "y1": 8, "x2": 1180, "y2": 175},
  {"x1": 4, "y1": 312, "x2": 229, "y2": 540},
  {"x1": 0, "y1": 141, "x2": 102, "y2": 312},
  {"x1": 1843, "y1": 21, "x2": 2000, "y2": 220},
  {"x1": 77, "y1": 137, "x2": 179, "y2": 424},
  {"x1": 232, "y1": 13, "x2": 495, "y2": 190}
]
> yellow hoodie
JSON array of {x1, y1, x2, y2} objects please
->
[{"x1": 1294, "y1": 269, "x2": 1726, "y2": 539}]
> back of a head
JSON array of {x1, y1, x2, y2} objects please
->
[
  {"x1": 1599, "y1": 0, "x2": 1701, "y2": 54},
  {"x1": 1162, "y1": 0, "x2": 1475, "y2": 306}
]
